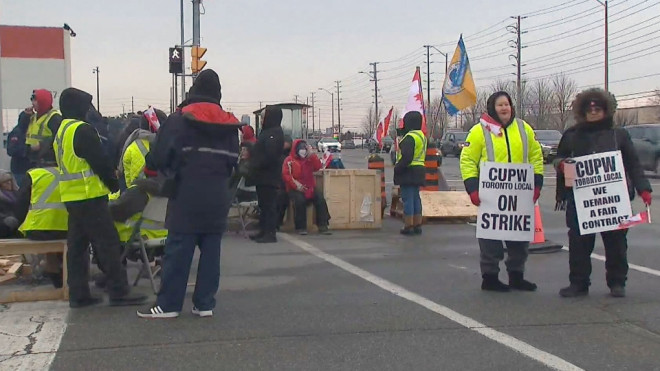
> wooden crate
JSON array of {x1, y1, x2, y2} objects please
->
[
  {"x1": 315, "y1": 169, "x2": 382, "y2": 230},
  {"x1": 390, "y1": 187, "x2": 477, "y2": 223}
]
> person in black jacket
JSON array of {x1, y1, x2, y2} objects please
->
[
  {"x1": 6, "y1": 111, "x2": 33, "y2": 187},
  {"x1": 138, "y1": 69, "x2": 242, "y2": 318},
  {"x1": 394, "y1": 111, "x2": 427, "y2": 235},
  {"x1": 249, "y1": 106, "x2": 284, "y2": 243},
  {"x1": 555, "y1": 88, "x2": 652, "y2": 298}
]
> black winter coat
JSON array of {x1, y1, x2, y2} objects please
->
[
  {"x1": 393, "y1": 135, "x2": 426, "y2": 186},
  {"x1": 6, "y1": 112, "x2": 33, "y2": 175},
  {"x1": 250, "y1": 126, "x2": 284, "y2": 187},
  {"x1": 152, "y1": 99, "x2": 241, "y2": 233},
  {"x1": 555, "y1": 120, "x2": 651, "y2": 203}
]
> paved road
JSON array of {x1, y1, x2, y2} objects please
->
[{"x1": 3, "y1": 149, "x2": 660, "y2": 370}]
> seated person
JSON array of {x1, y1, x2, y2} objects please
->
[
  {"x1": 0, "y1": 171, "x2": 20, "y2": 238},
  {"x1": 321, "y1": 148, "x2": 345, "y2": 169},
  {"x1": 277, "y1": 136, "x2": 293, "y2": 228},
  {"x1": 282, "y1": 140, "x2": 331, "y2": 235},
  {"x1": 229, "y1": 143, "x2": 257, "y2": 203},
  {"x1": 15, "y1": 167, "x2": 68, "y2": 288}
]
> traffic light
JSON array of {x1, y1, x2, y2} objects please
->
[{"x1": 191, "y1": 46, "x2": 207, "y2": 74}]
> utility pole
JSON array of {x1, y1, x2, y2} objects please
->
[
  {"x1": 180, "y1": 0, "x2": 186, "y2": 102},
  {"x1": 424, "y1": 45, "x2": 432, "y2": 111},
  {"x1": 508, "y1": 16, "x2": 526, "y2": 117},
  {"x1": 294, "y1": 95, "x2": 299, "y2": 103},
  {"x1": 192, "y1": 0, "x2": 202, "y2": 81},
  {"x1": 335, "y1": 80, "x2": 342, "y2": 139},
  {"x1": 92, "y1": 66, "x2": 100, "y2": 113},
  {"x1": 131, "y1": 96, "x2": 134, "y2": 113},
  {"x1": 318, "y1": 88, "x2": 334, "y2": 136},
  {"x1": 371, "y1": 62, "x2": 379, "y2": 119},
  {"x1": 306, "y1": 97, "x2": 309, "y2": 139},
  {"x1": 310, "y1": 92, "x2": 316, "y2": 136},
  {"x1": 594, "y1": 0, "x2": 609, "y2": 90}
]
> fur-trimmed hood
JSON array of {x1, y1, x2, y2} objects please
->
[{"x1": 572, "y1": 88, "x2": 617, "y2": 123}]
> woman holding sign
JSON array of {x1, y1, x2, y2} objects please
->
[
  {"x1": 555, "y1": 88, "x2": 652, "y2": 298},
  {"x1": 460, "y1": 91, "x2": 544, "y2": 292}
]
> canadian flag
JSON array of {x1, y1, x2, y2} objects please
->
[
  {"x1": 143, "y1": 106, "x2": 161, "y2": 132},
  {"x1": 401, "y1": 68, "x2": 427, "y2": 134},
  {"x1": 618, "y1": 209, "x2": 651, "y2": 229},
  {"x1": 373, "y1": 106, "x2": 394, "y2": 146},
  {"x1": 480, "y1": 113, "x2": 503, "y2": 136}
]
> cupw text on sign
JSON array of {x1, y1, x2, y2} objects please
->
[
  {"x1": 477, "y1": 162, "x2": 535, "y2": 241},
  {"x1": 572, "y1": 151, "x2": 632, "y2": 235}
]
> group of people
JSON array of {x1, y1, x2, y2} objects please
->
[{"x1": 458, "y1": 88, "x2": 652, "y2": 298}]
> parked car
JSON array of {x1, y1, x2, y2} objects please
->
[
  {"x1": 534, "y1": 130, "x2": 562, "y2": 164},
  {"x1": 317, "y1": 137, "x2": 341, "y2": 152},
  {"x1": 341, "y1": 139, "x2": 356, "y2": 149},
  {"x1": 367, "y1": 136, "x2": 393, "y2": 153},
  {"x1": 625, "y1": 124, "x2": 660, "y2": 174},
  {"x1": 439, "y1": 132, "x2": 468, "y2": 157}
]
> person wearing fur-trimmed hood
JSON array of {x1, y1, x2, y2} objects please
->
[{"x1": 554, "y1": 88, "x2": 652, "y2": 298}]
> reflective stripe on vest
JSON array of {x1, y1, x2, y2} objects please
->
[
  {"x1": 31, "y1": 167, "x2": 66, "y2": 210},
  {"x1": 396, "y1": 130, "x2": 427, "y2": 166},
  {"x1": 26, "y1": 109, "x2": 60, "y2": 145},
  {"x1": 54, "y1": 119, "x2": 109, "y2": 202},
  {"x1": 19, "y1": 167, "x2": 68, "y2": 233},
  {"x1": 135, "y1": 140, "x2": 149, "y2": 180},
  {"x1": 482, "y1": 119, "x2": 529, "y2": 163}
]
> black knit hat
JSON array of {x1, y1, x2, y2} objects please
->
[
  {"x1": 189, "y1": 69, "x2": 222, "y2": 103},
  {"x1": 59, "y1": 88, "x2": 93, "y2": 120}
]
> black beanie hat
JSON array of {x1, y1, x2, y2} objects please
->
[
  {"x1": 59, "y1": 88, "x2": 93, "y2": 120},
  {"x1": 262, "y1": 106, "x2": 283, "y2": 129},
  {"x1": 403, "y1": 111, "x2": 423, "y2": 131},
  {"x1": 189, "y1": 69, "x2": 222, "y2": 103}
]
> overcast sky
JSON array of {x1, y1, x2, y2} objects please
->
[{"x1": 2, "y1": 0, "x2": 658, "y2": 131}]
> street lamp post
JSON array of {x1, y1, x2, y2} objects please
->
[
  {"x1": 594, "y1": 0, "x2": 609, "y2": 91},
  {"x1": 318, "y1": 88, "x2": 335, "y2": 138},
  {"x1": 92, "y1": 66, "x2": 100, "y2": 113}
]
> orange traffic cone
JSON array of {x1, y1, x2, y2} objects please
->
[{"x1": 530, "y1": 202, "x2": 562, "y2": 253}]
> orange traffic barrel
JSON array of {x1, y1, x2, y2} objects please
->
[{"x1": 422, "y1": 143, "x2": 440, "y2": 191}]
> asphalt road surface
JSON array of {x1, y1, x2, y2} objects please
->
[{"x1": 3, "y1": 148, "x2": 660, "y2": 370}]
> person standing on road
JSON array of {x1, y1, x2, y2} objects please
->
[
  {"x1": 394, "y1": 111, "x2": 427, "y2": 236},
  {"x1": 138, "y1": 69, "x2": 243, "y2": 318},
  {"x1": 555, "y1": 88, "x2": 652, "y2": 298},
  {"x1": 25, "y1": 89, "x2": 63, "y2": 166},
  {"x1": 460, "y1": 91, "x2": 544, "y2": 292},
  {"x1": 249, "y1": 106, "x2": 284, "y2": 243},
  {"x1": 55, "y1": 88, "x2": 147, "y2": 308}
]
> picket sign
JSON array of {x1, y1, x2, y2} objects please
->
[
  {"x1": 572, "y1": 151, "x2": 633, "y2": 235},
  {"x1": 476, "y1": 162, "x2": 535, "y2": 241}
]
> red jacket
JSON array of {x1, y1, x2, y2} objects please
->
[
  {"x1": 282, "y1": 139, "x2": 322, "y2": 199},
  {"x1": 241, "y1": 125, "x2": 257, "y2": 143}
]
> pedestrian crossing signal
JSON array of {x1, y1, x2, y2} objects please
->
[{"x1": 191, "y1": 46, "x2": 207, "y2": 74}]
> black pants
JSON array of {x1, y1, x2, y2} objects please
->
[
  {"x1": 276, "y1": 189, "x2": 290, "y2": 227},
  {"x1": 256, "y1": 185, "x2": 278, "y2": 235},
  {"x1": 289, "y1": 190, "x2": 330, "y2": 230},
  {"x1": 566, "y1": 201, "x2": 629, "y2": 287},
  {"x1": 66, "y1": 197, "x2": 129, "y2": 301}
]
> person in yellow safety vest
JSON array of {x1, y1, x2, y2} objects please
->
[
  {"x1": 118, "y1": 109, "x2": 167, "y2": 189},
  {"x1": 15, "y1": 167, "x2": 68, "y2": 288},
  {"x1": 394, "y1": 111, "x2": 427, "y2": 236},
  {"x1": 55, "y1": 87, "x2": 147, "y2": 308},
  {"x1": 25, "y1": 89, "x2": 63, "y2": 166},
  {"x1": 459, "y1": 91, "x2": 544, "y2": 293}
]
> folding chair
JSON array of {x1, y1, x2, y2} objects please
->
[
  {"x1": 122, "y1": 196, "x2": 169, "y2": 294},
  {"x1": 232, "y1": 177, "x2": 259, "y2": 237}
]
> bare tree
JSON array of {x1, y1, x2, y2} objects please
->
[
  {"x1": 427, "y1": 97, "x2": 445, "y2": 139},
  {"x1": 614, "y1": 108, "x2": 638, "y2": 127},
  {"x1": 551, "y1": 73, "x2": 577, "y2": 131},
  {"x1": 389, "y1": 108, "x2": 400, "y2": 138},
  {"x1": 489, "y1": 79, "x2": 529, "y2": 120},
  {"x1": 463, "y1": 91, "x2": 488, "y2": 131},
  {"x1": 526, "y1": 79, "x2": 554, "y2": 129},
  {"x1": 361, "y1": 106, "x2": 381, "y2": 139}
]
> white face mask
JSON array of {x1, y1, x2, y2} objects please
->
[{"x1": 298, "y1": 149, "x2": 308, "y2": 158}]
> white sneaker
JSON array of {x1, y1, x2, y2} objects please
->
[
  {"x1": 137, "y1": 305, "x2": 179, "y2": 319},
  {"x1": 192, "y1": 306, "x2": 213, "y2": 318}
]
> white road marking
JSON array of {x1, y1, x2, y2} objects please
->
[
  {"x1": 281, "y1": 233, "x2": 583, "y2": 371},
  {"x1": 0, "y1": 301, "x2": 69, "y2": 370},
  {"x1": 448, "y1": 264, "x2": 468, "y2": 270},
  {"x1": 561, "y1": 246, "x2": 660, "y2": 277}
]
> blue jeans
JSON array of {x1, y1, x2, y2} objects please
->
[
  {"x1": 400, "y1": 185, "x2": 422, "y2": 216},
  {"x1": 157, "y1": 232, "x2": 223, "y2": 312}
]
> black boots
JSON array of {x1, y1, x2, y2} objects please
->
[
  {"x1": 559, "y1": 284, "x2": 589, "y2": 297},
  {"x1": 255, "y1": 232, "x2": 277, "y2": 243},
  {"x1": 400, "y1": 216, "x2": 415, "y2": 236},
  {"x1": 481, "y1": 274, "x2": 510, "y2": 292},
  {"x1": 413, "y1": 215, "x2": 423, "y2": 235},
  {"x1": 249, "y1": 231, "x2": 265, "y2": 241},
  {"x1": 508, "y1": 271, "x2": 538, "y2": 291}
]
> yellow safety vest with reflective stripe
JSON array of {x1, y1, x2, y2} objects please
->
[
  {"x1": 396, "y1": 130, "x2": 427, "y2": 166},
  {"x1": 122, "y1": 139, "x2": 149, "y2": 188},
  {"x1": 54, "y1": 119, "x2": 110, "y2": 202},
  {"x1": 19, "y1": 167, "x2": 68, "y2": 234},
  {"x1": 459, "y1": 118, "x2": 544, "y2": 181},
  {"x1": 26, "y1": 109, "x2": 61, "y2": 146},
  {"x1": 109, "y1": 189, "x2": 167, "y2": 243}
]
